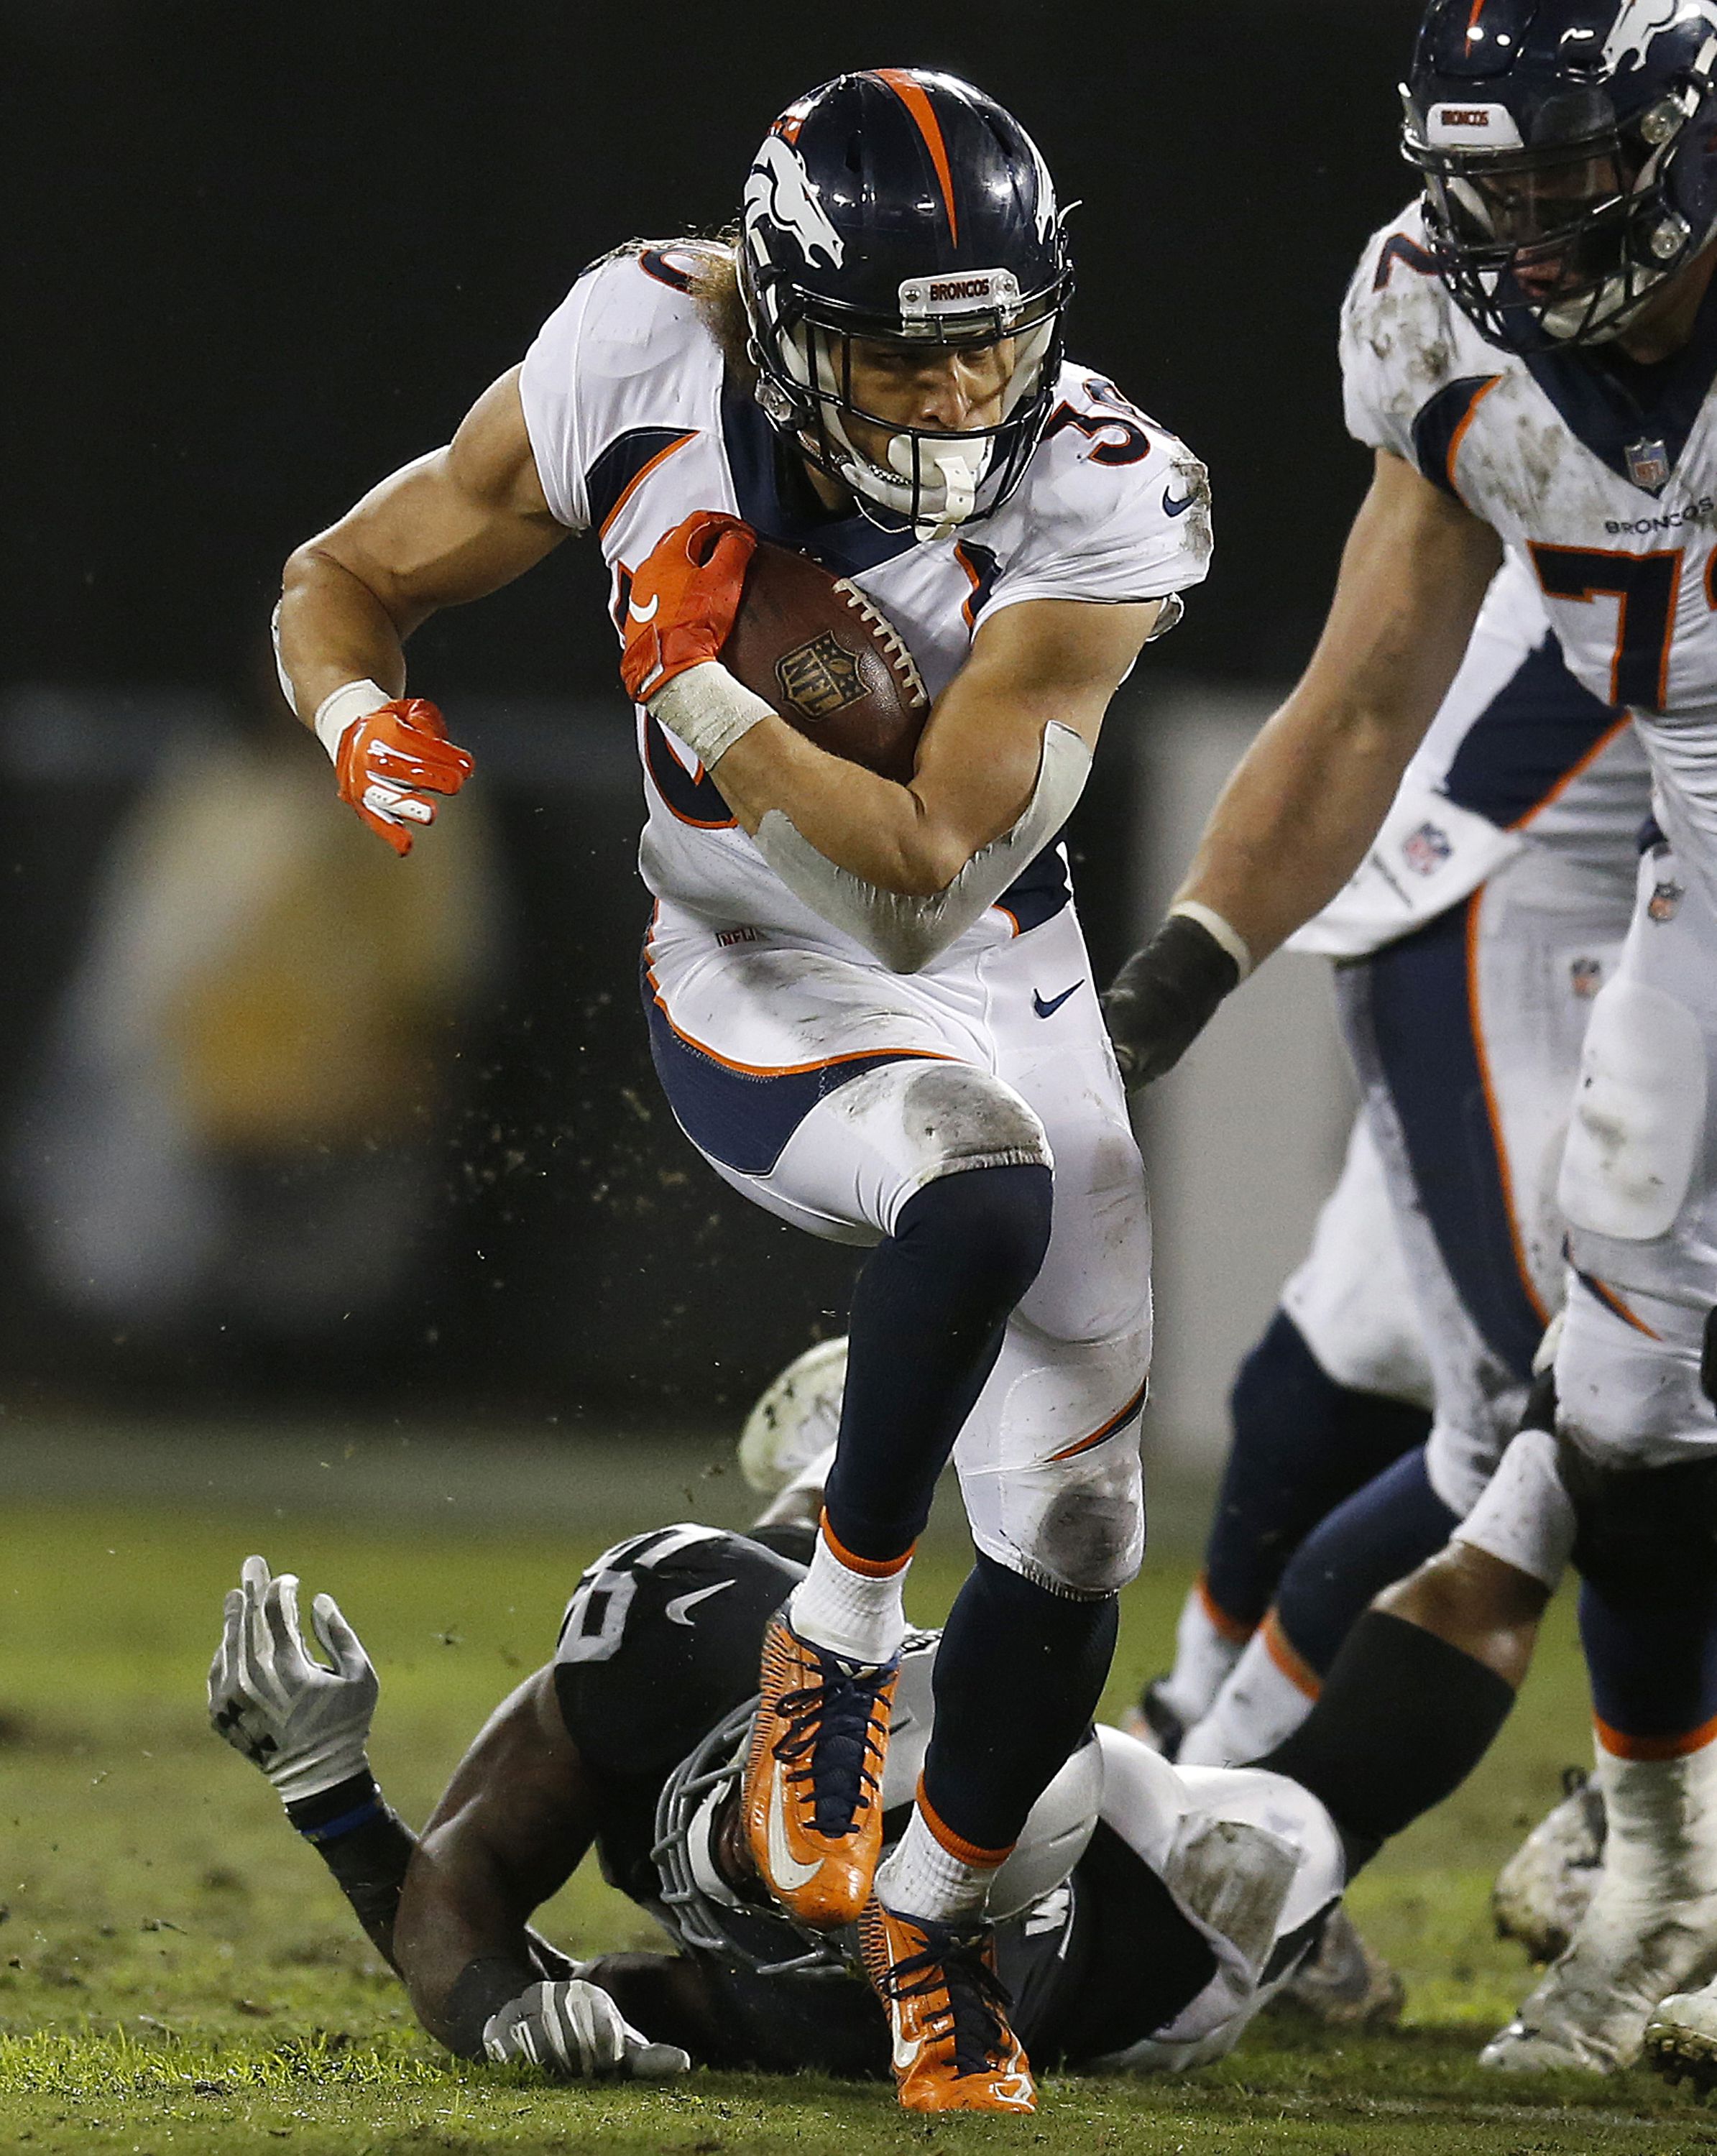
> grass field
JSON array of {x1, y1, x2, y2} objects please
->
[{"x1": 6, "y1": 1469, "x2": 1717, "y2": 2154}]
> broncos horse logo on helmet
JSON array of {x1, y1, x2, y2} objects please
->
[
  {"x1": 737, "y1": 70, "x2": 1074, "y2": 542},
  {"x1": 1401, "y1": 0, "x2": 1717, "y2": 350}
]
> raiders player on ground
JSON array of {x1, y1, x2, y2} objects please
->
[
  {"x1": 209, "y1": 1504, "x2": 1425, "y2": 2088},
  {"x1": 1105, "y1": 0, "x2": 1717, "y2": 2076},
  {"x1": 274, "y1": 70, "x2": 1207, "y2": 2113}
]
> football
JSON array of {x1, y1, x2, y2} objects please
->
[{"x1": 722, "y1": 540, "x2": 929, "y2": 785}]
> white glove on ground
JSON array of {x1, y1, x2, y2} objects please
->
[
  {"x1": 482, "y1": 1979, "x2": 691, "y2": 2080},
  {"x1": 208, "y1": 1554, "x2": 378, "y2": 1802}
]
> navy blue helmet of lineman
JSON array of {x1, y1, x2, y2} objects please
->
[
  {"x1": 737, "y1": 69, "x2": 1074, "y2": 538},
  {"x1": 1403, "y1": 0, "x2": 1717, "y2": 350}
]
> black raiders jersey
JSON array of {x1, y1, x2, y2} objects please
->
[
  {"x1": 549, "y1": 1521, "x2": 1230, "y2": 2076},
  {"x1": 552, "y1": 1522, "x2": 802, "y2": 1902}
]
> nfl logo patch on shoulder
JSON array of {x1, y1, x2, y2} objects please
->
[{"x1": 1626, "y1": 437, "x2": 1671, "y2": 492}]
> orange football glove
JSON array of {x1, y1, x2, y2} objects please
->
[
  {"x1": 333, "y1": 698, "x2": 474, "y2": 857},
  {"x1": 619, "y1": 510, "x2": 757, "y2": 704}
]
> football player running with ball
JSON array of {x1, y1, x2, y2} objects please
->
[
  {"x1": 1105, "y1": 0, "x2": 1717, "y2": 2076},
  {"x1": 274, "y1": 71, "x2": 1208, "y2": 2111}
]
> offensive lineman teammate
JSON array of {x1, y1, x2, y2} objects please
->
[
  {"x1": 1105, "y1": 0, "x2": 1717, "y2": 2075},
  {"x1": 273, "y1": 71, "x2": 1208, "y2": 2110},
  {"x1": 1148, "y1": 561, "x2": 1649, "y2": 1774}
]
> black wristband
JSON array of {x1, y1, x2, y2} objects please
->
[
  {"x1": 286, "y1": 1770, "x2": 415, "y2": 1967},
  {"x1": 1102, "y1": 913, "x2": 1241, "y2": 1087},
  {"x1": 287, "y1": 1769, "x2": 385, "y2": 1843},
  {"x1": 444, "y1": 1954, "x2": 542, "y2": 2060}
]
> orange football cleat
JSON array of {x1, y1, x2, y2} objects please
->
[
  {"x1": 859, "y1": 1897, "x2": 1036, "y2": 2113},
  {"x1": 742, "y1": 1608, "x2": 896, "y2": 1930}
]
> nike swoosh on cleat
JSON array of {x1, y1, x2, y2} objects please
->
[
  {"x1": 1162, "y1": 487, "x2": 1196, "y2": 518},
  {"x1": 766, "y1": 1764, "x2": 824, "y2": 1892},
  {"x1": 1031, "y1": 982, "x2": 1082, "y2": 1020},
  {"x1": 627, "y1": 593, "x2": 660, "y2": 623},
  {"x1": 665, "y1": 1580, "x2": 735, "y2": 1627},
  {"x1": 891, "y1": 2022, "x2": 923, "y2": 2073}
]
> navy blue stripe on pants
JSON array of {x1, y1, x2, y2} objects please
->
[
  {"x1": 1338, "y1": 898, "x2": 1545, "y2": 1383},
  {"x1": 641, "y1": 962, "x2": 939, "y2": 1179}
]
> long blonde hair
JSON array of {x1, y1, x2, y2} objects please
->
[{"x1": 601, "y1": 233, "x2": 753, "y2": 384}]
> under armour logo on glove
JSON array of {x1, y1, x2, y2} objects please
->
[{"x1": 209, "y1": 1697, "x2": 278, "y2": 1768}]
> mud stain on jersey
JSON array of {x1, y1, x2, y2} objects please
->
[{"x1": 1355, "y1": 263, "x2": 1458, "y2": 413}]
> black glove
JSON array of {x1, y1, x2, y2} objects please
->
[{"x1": 1102, "y1": 913, "x2": 1243, "y2": 1088}]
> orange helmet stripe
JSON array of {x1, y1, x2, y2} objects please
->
[
  {"x1": 872, "y1": 69, "x2": 960, "y2": 247},
  {"x1": 1466, "y1": 0, "x2": 1486, "y2": 40}
]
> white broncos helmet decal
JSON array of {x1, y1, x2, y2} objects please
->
[
  {"x1": 1603, "y1": 0, "x2": 1717, "y2": 73},
  {"x1": 745, "y1": 134, "x2": 845, "y2": 270}
]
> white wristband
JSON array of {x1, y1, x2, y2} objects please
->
[
  {"x1": 313, "y1": 679, "x2": 393, "y2": 764},
  {"x1": 648, "y1": 662, "x2": 773, "y2": 770},
  {"x1": 1169, "y1": 900, "x2": 1253, "y2": 982}
]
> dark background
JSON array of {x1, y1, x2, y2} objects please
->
[{"x1": 1, "y1": 0, "x2": 1424, "y2": 1427}]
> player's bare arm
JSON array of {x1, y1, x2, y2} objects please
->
[
  {"x1": 394, "y1": 1667, "x2": 597, "y2": 2051},
  {"x1": 207, "y1": 1560, "x2": 696, "y2": 2077},
  {"x1": 1184, "y1": 448, "x2": 1499, "y2": 960},
  {"x1": 706, "y1": 593, "x2": 1159, "y2": 895},
  {"x1": 272, "y1": 370, "x2": 562, "y2": 854},
  {"x1": 1105, "y1": 450, "x2": 1499, "y2": 1084},
  {"x1": 277, "y1": 369, "x2": 563, "y2": 719}
]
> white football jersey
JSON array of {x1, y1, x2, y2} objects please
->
[
  {"x1": 518, "y1": 247, "x2": 1211, "y2": 957},
  {"x1": 1341, "y1": 202, "x2": 1717, "y2": 880},
  {"x1": 1290, "y1": 551, "x2": 1651, "y2": 958}
]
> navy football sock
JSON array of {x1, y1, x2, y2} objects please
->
[
  {"x1": 821, "y1": 1164, "x2": 1052, "y2": 1565},
  {"x1": 921, "y1": 1550, "x2": 1118, "y2": 1853},
  {"x1": 1579, "y1": 1582, "x2": 1717, "y2": 1746},
  {"x1": 1271, "y1": 1445, "x2": 1459, "y2": 1676},
  {"x1": 1202, "y1": 1310, "x2": 1431, "y2": 1634},
  {"x1": 1258, "y1": 1610, "x2": 1514, "y2": 1873}
]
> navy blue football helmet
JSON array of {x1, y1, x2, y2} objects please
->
[
  {"x1": 738, "y1": 70, "x2": 1072, "y2": 539},
  {"x1": 1403, "y1": 0, "x2": 1717, "y2": 350}
]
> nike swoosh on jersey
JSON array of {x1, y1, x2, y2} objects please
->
[
  {"x1": 627, "y1": 593, "x2": 660, "y2": 623},
  {"x1": 664, "y1": 1579, "x2": 735, "y2": 1627},
  {"x1": 1032, "y1": 982, "x2": 1082, "y2": 1019},
  {"x1": 1162, "y1": 487, "x2": 1196, "y2": 518},
  {"x1": 766, "y1": 1764, "x2": 824, "y2": 1891}
]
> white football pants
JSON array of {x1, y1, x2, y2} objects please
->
[
  {"x1": 1555, "y1": 839, "x2": 1717, "y2": 1466},
  {"x1": 643, "y1": 900, "x2": 1151, "y2": 1595},
  {"x1": 1338, "y1": 838, "x2": 1636, "y2": 1512}
]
